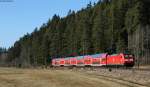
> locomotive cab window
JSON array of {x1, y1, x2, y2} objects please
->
[
  {"x1": 124, "y1": 54, "x2": 133, "y2": 59},
  {"x1": 125, "y1": 55, "x2": 129, "y2": 58}
]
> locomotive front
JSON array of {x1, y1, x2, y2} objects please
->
[{"x1": 123, "y1": 54, "x2": 135, "y2": 67}]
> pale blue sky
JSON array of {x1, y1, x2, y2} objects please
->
[{"x1": 0, "y1": 0, "x2": 98, "y2": 48}]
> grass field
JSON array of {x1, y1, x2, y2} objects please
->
[{"x1": 0, "y1": 68, "x2": 147, "y2": 87}]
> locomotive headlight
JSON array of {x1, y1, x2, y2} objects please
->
[
  {"x1": 129, "y1": 55, "x2": 133, "y2": 57},
  {"x1": 125, "y1": 59, "x2": 133, "y2": 61},
  {"x1": 129, "y1": 59, "x2": 133, "y2": 61}
]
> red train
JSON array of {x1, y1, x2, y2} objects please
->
[{"x1": 52, "y1": 53, "x2": 135, "y2": 67}]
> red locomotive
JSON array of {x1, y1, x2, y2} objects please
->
[{"x1": 52, "y1": 53, "x2": 134, "y2": 67}]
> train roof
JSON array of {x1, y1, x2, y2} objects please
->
[
  {"x1": 90, "y1": 53, "x2": 107, "y2": 58},
  {"x1": 76, "y1": 56, "x2": 84, "y2": 59},
  {"x1": 110, "y1": 54, "x2": 119, "y2": 56},
  {"x1": 52, "y1": 53, "x2": 107, "y2": 60}
]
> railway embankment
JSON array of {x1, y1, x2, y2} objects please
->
[{"x1": 77, "y1": 67, "x2": 150, "y2": 87}]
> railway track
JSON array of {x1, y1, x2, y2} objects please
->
[
  {"x1": 52, "y1": 66, "x2": 150, "y2": 87},
  {"x1": 133, "y1": 68, "x2": 150, "y2": 72},
  {"x1": 83, "y1": 73, "x2": 149, "y2": 87},
  {"x1": 52, "y1": 66, "x2": 150, "y2": 72}
]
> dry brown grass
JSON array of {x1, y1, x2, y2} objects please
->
[{"x1": 0, "y1": 68, "x2": 145, "y2": 87}]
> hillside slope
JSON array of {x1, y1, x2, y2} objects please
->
[{"x1": 6, "y1": 0, "x2": 150, "y2": 67}]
